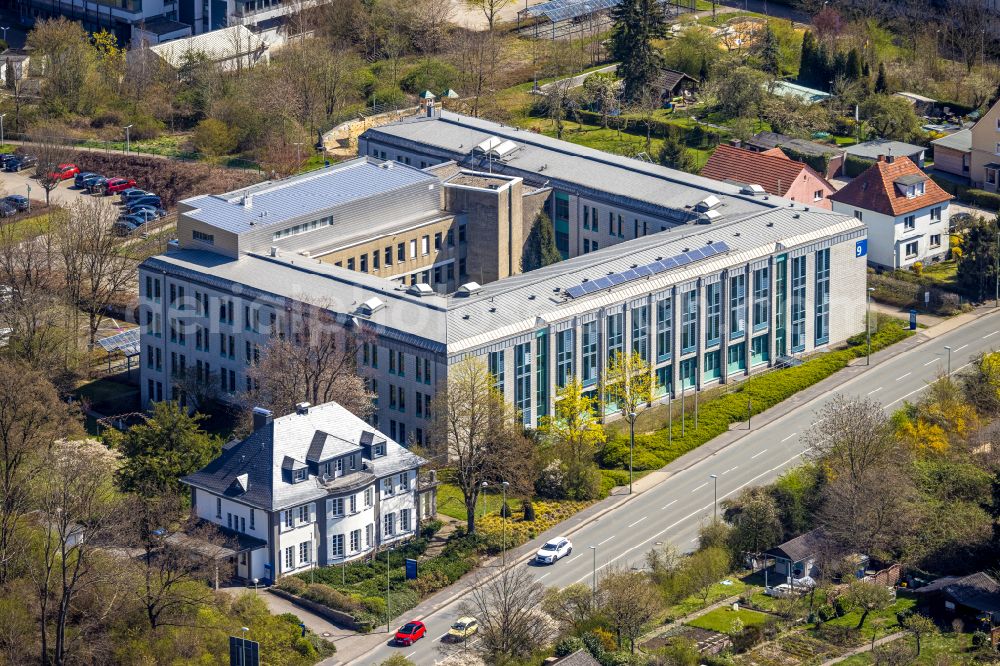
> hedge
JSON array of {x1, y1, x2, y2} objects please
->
[
  {"x1": 844, "y1": 154, "x2": 874, "y2": 178},
  {"x1": 930, "y1": 175, "x2": 1000, "y2": 212},
  {"x1": 780, "y1": 145, "x2": 833, "y2": 177},
  {"x1": 598, "y1": 318, "x2": 913, "y2": 472}
]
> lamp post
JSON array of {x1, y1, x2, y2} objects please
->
[
  {"x1": 385, "y1": 546, "x2": 394, "y2": 633},
  {"x1": 293, "y1": 142, "x2": 303, "y2": 166},
  {"x1": 747, "y1": 396, "x2": 752, "y2": 430},
  {"x1": 239, "y1": 627, "x2": 250, "y2": 666},
  {"x1": 627, "y1": 411, "x2": 637, "y2": 494},
  {"x1": 709, "y1": 474, "x2": 718, "y2": 524},
  {"x1": 866, "y1": 287, "x2": 875, "y2": 365},
  {"x1": 589, "y1": 545, "x2": 597, "y2": 607},
  {"x1": 480, "y1": 480, "x2": 488, "y2": 521},
  {"x1": 995, "y1": 230, "x2": 999, "y2": 308},
  {"x1": 0, "y1": 27, "x2": 8, "y2": 44},
  {"x1": 667, "y1": 387, "x2": 672, "y2": 447},
  {"x1": 501, "y1": 481, "x2": 510, "y2": 565},
  {"x1": 944, "y1": 345, "x2": 952, "y2": 376},
  {"x1": 124, "y1": 124, "x2": 133, "y2": 154},
  {"x1": 681, "y1": 386, "x2": 685, "y2": 437},
  {"x1": 0, "y1": 113, "x2": 7, "y2": 148}
]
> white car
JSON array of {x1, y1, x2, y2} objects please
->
[{"x1": 535, "y1": 537, "x2": 572, "y2": 564}]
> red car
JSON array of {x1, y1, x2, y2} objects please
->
[
  {"x1": 48, "y1": 163, "x2": 79, "y2": 181},
  {"x1": 104, "y1": 177, "x2": 136, "y2": 195},
  {"x1": 394, "y1": 620, "x2": 426, "y2": 646}
]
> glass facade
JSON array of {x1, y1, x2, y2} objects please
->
[
  {"x1": 655, "y1": 365, "x2": 671, "y2": 396},
  {"x1": 656, "y1": 298, "x2": 672, "y2": 361},
  {"x1": 631, "y1": 305, "x2": 649, "y2": 361},
  {"x1": 488, "y1": 350, "x2": 504, "y2": 394},
  {"x1": 705, "y1": 283, "x2": 721, "y2": 347},
  {"x1": 556, "y1": 329, "x2": 574, "y2": 388},
  {"x1": 536, "y1": 332, "x2": 548, "y2": 419},
  {"x1": 814, "y1": 248, "x2": 830, "y2": 345},
  {"x1": 727, "y1": 343, "x2": 746, "y2": 375},
  {"x1": 704, "y1": 350, "x2": 721, "y2": 381},
  {"x1": 680, "y1": 357, "x2": 698, "y2": 389},
  {"x1": 752, "y1": 266, "x2": 769, "y2": 331},
  {"x1": 607, "y1": 313, "x2": 624, "y2": 359},
  {"x1": 514, "y1": 342, "x2": 532, "y2": 425},
  {"x1": 554, "y1": 192, "x2": 570, "y2": 258},
  {"x1": 790, "y1": 255, "x2": 807, "y2": 352},
  {"x1": 774, "y1": 255, "x2": 787, "y2": 357},
  {"x1": 681, "y1": 290, "x2": 698, "y2": 353},
  {"x1": 730, "y1": 273, "x2": 745, "y2": 339},
  {"x1": 582, "y1": 321, "x2": 598, "y2": 386},
  {"x1": 751, "y1": 334, "x2": 769, "y2": 366}
]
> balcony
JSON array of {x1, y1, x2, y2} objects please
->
[{"x1": 321, "y1": 467, "x2": 375, "y2": 494}]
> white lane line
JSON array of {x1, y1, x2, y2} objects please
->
[
  {"x1": 924, "y1": 359, "x2": 938, "y2": 366},
  {"x1": 598, "y1": 536, "x2": 615, "y2": 546},
  {"x1": 567, "y1": 553, "x2": 582, "y2": 563},
  {"x1": 661, "y1": 499, "x2": 677, "y2": 510},
  {"x1": 885, "y1": 362, "x2": 973, "y2": 409},
  {"x1": 751, "y1": 448, "x2": 768, "y2": 459},
  {"x1": 985, "y1": 331, "x2": 999, "y2": 339},
  {"x1": 722, "y1": 466, "x2": 737, "y2": 475},
  {"x1": 867, "y1": 387, "x2": 882, "y2": 396},
  {"x1": 691, "y1": 482, "x2": 708, "y2": 493},
  {"x1": 406, "y1": 651, "x2": 416, "y2": 659},
  {"x1": 628, "y1": 516, "x2": 647, "y2": 528},
  {"x1": 780, "y1": 433, "x2": 797, "y2": 443},
  {"x1": 895, "y1": 372, "x2": 911, "y2": 381},
  {"x1": 691, "y1": 537, "x2": 699, "y2": 543},
  {"x1": 537, "y1": 572, "x2": 550, "y2": 580},
  {"x1": 572, "y1": 448, "x2": 812, "y2": 585},
  {"x1": 955, "y1": 344, "x2": 968, "y2": 352}
]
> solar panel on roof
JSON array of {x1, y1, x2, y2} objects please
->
[
  {"x1": 633, "y1": 265, "x2": 653, "y2": 277},
  {"x1": 565, "y1": 284, "x2": 587, "y2": 299},
  {"x1": 581, "y1": 281, "x2": 600, "y2": 294},
  {"x1": 674, "y1": 254, "x2": 691, "y2": 267},
  {"x1": 592, "y1": 276, "x2": 613, "y2": 290},
  {"x1": 98, "y1": 328, "x2": 141, "y2": 357},
  {"x1": 661, "y1": 257, "x2": 678, "y2": 269},
  {"x1": 607, "y1": 273, "x2": 626, "y2": 285},
  {"x1": 687, "y1": 247, "x2": 705, "y2": 259}
]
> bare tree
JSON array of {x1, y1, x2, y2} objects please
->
[
  {"x1": 244, "y1": 302, "x2": 371, "y2": 420},
  {"x1": 429, "y1": 357, "x2": 526, "y2": 533},
  {"x1": 465, "y1": 0, "x2": 511, "y2": 32},
  {"x1": 541, "y1": 583, "x2": 595, "y2": 635},
  {"x1": 806, "y1": 396, "x2": 901, "y2": 489},
  {"x1": 461, "y1": 566, "x2": 549, "y2": 664},
  {"x1": 29, "y1": 126, "x2": 76, "y2": 207},
  {"x1": 598, "y1": 567, "x2": 663, "y2": 652}
]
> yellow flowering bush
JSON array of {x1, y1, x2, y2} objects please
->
[{"x1": 476, "y1": 500, "x2": 592, "y2": 552}]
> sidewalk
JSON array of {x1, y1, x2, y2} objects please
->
[{"x1": 316, "y1": 305, "x2": 998, "y2": 665}]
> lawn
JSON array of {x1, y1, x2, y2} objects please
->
[
  {"x1": 437, "y1": 481, "x2": 505, "y2": 521},
  {"x1": 0, "y1": 211, "x2": 53, "y2": 242},
  {"x1": 664, "y1": 579, "x2": 748, "y2": 621},
  {"x1": 814, "y1": 592, "x2": 917, "y2": 642},
  {"x1": 837, "y1": 630, "x2": 977, "y2": 665},
  {"x1": 688, "y1": 606, "x2": 770, "y2": 634},
  {"x1": 920, "y1": 260, "x2": 958, "y2": 288}
]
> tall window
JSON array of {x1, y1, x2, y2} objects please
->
[
  {"x1": 536, "y1": 333, "x2": 548, "y2": 419},
  {"x1": 606, "y1": 313, "x2": 624, "y2": 359},
  {"x1": 681, "y1": 290, "x2": 698, "y2": 353},
  {"x1": 752, "y1": 267, "x2": 769, "y2": 331},
  {"x1": 556, "y1": 329, "x2": 574, "y2": 388},
  {"x1": 514, "y1": 342, "x2": 532, "y2": 424},
  {"x1": 331, "y1": 534, "x2": 344, "y2": 557},
  {"x1": 729, "y1": 273, "x2": 746, "y2": 338},
  {"x1": 814, "y1": 248, "x2": 830, "y2": 345},
  {"x1": 705, "y1": 283, "x2": 721, "y2": 347},
  {"x1": 790, "y1": 255, "x2": 807, "y2": 352},
  {"x1": 631, "y1": 306, "x2": 649, "y2": 361},
  {"x1": 656, "y1": 298, "x2": 672, "y2": 361},
  {"x1": 488, "y1": 350, "x2": 505, "y2": 394},
  {"x1": 581, "y1": 321, "x2": 598, "y2": 385}
]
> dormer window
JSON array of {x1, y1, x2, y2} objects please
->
[
  {"x1": 374, "y1": 443, "x2": 385, "y2": 457},
  {"x1": 294, "y1": 468, "x2": 307, "y2": 482}
]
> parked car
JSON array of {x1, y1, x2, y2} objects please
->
[
  {"x1": 446, "y1": 617, "x2": 479, "y2": 643},
  {"x1": 119, "y1": 188, "x2": 150, "y2": 203},
  {"x1": 47, "y1": 163, "x2": 79, "y2": 181},
  {"x1": 393, "y1": 621, "x2": 426, "y2": 646},
  {"x1": 126, "y1": 195, "x2": 162, "y2": 212},
  {"x1": 3, "y1": 195, "x2": 28, "y2": 212},
  {"x1": 74, "y1": 171, "x2": 100, "y2": 188},
  {"x1": 0, "y1": 154, "x2": 18, "y2": 169},
  {"x1": 81, "y1": 174, "x2": 106, "y2": 191},
  {"x1": 112, "y1": 219, "x2": 141, "y2": 236},
  {"x1": 5, "y1": 155, "x2": 36, "y2": 172},
  {"x1": 0, "y1": 201, "x2": 16, "y2": 218},
  {"x1": 103, "y1": 177, "x2": 136, "y2": 195},
  {"x1": 535, "y1": 537, "x2": 572, "y2": 564},
  {"x1": 86, "y1": 176, "x2": 108, "y2": 193},
  {"x1": 119, "y1": 209, "x2": 159, "y2": 226},
  {"x1": 127, "y1": 204, "x2": 166, "y2": 219}
]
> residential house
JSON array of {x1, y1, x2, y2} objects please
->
[
  {"x1": 764, "y1": 528, "x2": 831, "y2": 582},
  {"x1": 931, "y1": 129, "x2": 972, "y2": 180},
  {"x1": 844, "y1": 139, "x2": 926, "y2": 170},
  {"x1": 701, "y1": 144, "x2": 836, "y2": 209},
  {"x1": 829, "y1": 155, "x2": 952, "y2": 269},
  {"x1": 745, "y1": 132, "x2": 845, "y2": 179},
  {"x1": 967, "y1": 95, "x2": 1000, "y2": 191},
  {"x1": 180, "y1": 401, "x2": 436, "y2": 582},
  {"x1": 914, "y1": 572, "x2": 1000, "y2": 631}
]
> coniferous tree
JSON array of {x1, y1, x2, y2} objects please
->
[
  {"x1": 799, "y1": 30, "x2": 815, "y2": 83},
  {"x1": 846, "y1": 48, "x2": 863, "y2": 81},
  {"x1": 875, "y1": 62, "x2": 889, "y2": 93},
  {"x1": 699, "y1": 56, "x2": 709, "y2": 83},
  {"x1": 609, "y1": 0, "x2": 667, "y2": 102},
  {"x1": 755, "y1": 24, "x2": 780, "y2": 76},
  {"x1": 522, "y1": 211, "x2": 562, "y2": 271},
  {"x1": 658, "y1": 132, "x2": 695, "y2": 172}
]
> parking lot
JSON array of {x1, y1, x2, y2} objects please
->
[{"x1": 0, "y1": 166, "x2": 109, "y2": 208}]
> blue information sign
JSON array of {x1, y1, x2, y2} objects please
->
[
  {"x1": 855, "y1": 239, "x2": 867, "y2": 258},
  {"x1": 405, "y1": 558, "x2": 418, "y2": 580}
]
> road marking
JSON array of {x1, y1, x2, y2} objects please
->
[
  {"x1": 866, "y1": 387, "x2": 882, "y2": 396},
  {"x1": 722, "y1": 466, "x2": 737, "y2": 475},
  {"x1": 628, "y1": 516, "x2": 647, "y2": 528},
  {"x1": 661, "y1": 499, "x2": 677, "y2": 510},
  {"x1": 537, "y1": 572, "x2": 550, "y2": 580},
  {"x1": 691, "y1": 482, "x2": 708, "y2": 493},
  {"x1": 780, "y1": 433, "x2": 797, "y2": 443},
  {"x1": 955, "y1": 344, "x2": 968, "y2": 352},
  {"x1": 751, "y1": 449, "x2": 768, "y2": 459},
  {"x1": 895, "y1": 372, "x2": 911, "y2": 381},
  {"x1": 598, "y1": 536, "x2": 614, "y2": 546},
  {"x1": 405, "y1": 651, "x2": 416, "y2": 659},
  {"x1": 567, "y1": 553, "x2": 582, "y2": 563},
  {"x1": 923, "y1": 359, "x2": 938, "y2": 366},
  {"x1": 885, "y1": 362, "x2": 973, "y2": 409},
  {"x1": 985, "y1": 331, "x2": 999, "y2": 339}
]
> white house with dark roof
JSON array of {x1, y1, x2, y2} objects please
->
[{"x1": 180, "y1": 401, "x2": 435, "y2": 583}]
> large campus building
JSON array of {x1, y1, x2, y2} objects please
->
[{"x1": 138, "y1": 109, "x2": 869, "y2": 443}]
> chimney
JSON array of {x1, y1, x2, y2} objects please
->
[
  {"x1": 242, "y1": 193, "x2": 253, "y2": 208},
  {"x1": 295, "y1": 402, "x2": 311, "y2": 415},
  {"x1": 730, "y1": 138, "x2": 742, "y2": 148},
  {"x1": 877, "y1": 155, "x2": 885, "y2": 163},
  {"x1": 252, "y1": 406, "x2": 273, "y2": 430}
]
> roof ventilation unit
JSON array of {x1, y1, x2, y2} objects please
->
[
  {"x1": 408, "y1": 283, "x2": 434, "y2": 297},
  {"x1": 698, "y1": 209, "x2": 722, "y2": 223},
  {"x1": 740, "y1": 183, "x2": 766, "y2": 196},
  {"x1": 295, "y1": 402, "x2": 311, "y2": 415},
  {"x1": 358, "y1": 297, "x2": 386, "y2": 315},
  {"x1": 458, "y1": 281, "x2": 483, "y2": 295},
  {"x1": 474, "y1": 136, "x2": 503, "y2": 154},
  {"x1": 695, "y1": 194, "x2": 722, "y2": 212}
]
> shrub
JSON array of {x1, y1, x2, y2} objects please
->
[
  {"x1": 276, "y1": 576, "x2": 306, "y2": 595},
  {"x1": 523, "y1": 499, "x2": 536, "y2": 521},
  {"x1": 731, "y1": 623, "x2": 766, "y2": 653},
  {"x1": 965, "y1": 188, "x2": 1000, "y2": 211},
  {"x1": 193, "y1": 118, "x2": 239, "y2": 157},
  {"x1": 420, "y1": 519, "x2": 443, "y2": 539},
  {"x1": 555, "y1": 636, "x2": 586, "y2": 657},
  {"x1": 399, "y1": 59, "x2": 460, "y2": 95}
]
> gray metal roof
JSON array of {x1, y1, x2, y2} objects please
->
[
  {"x1": 182, "y1": 157, "x2": 439, "y2": 234},
  {"x1": 362, "y1": 111, "x2": 775, "y2": 223},
  {"x1": 844, "y1": 139, "x2": 925, "y2": 161},
  {"x1": 181, "y1": 401, "x2": 425, "y2": 511},
  {"x1": 931, "y1": 128, "x2": 972, "y2": 153}
]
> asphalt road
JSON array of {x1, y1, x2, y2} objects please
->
[{"x1": 352, "y1": 310, "x2": 1000, "y2": 665}]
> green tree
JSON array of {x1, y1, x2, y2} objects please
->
[
  {"x1": 754, "y1": 24, "x2": 780, "y2": 76},
  {"x1": 663, "y1": 25, "x2": 718, "y2": 79},
  {"x1": 846, "y1": 48, "x2": 863, "y2": 81},
  {"x1": 860, "y1": 94, "x2": 922, "y2": 141},
  {"x1": 539, "y1": 379, "x2": 606, "y2": 500},
  {"x1": 107, "y1": 401, "x2": 221, "y2": 496},
  {"x1": 956, "y1": 215, "x2": 1000, "y2": 302},
  {"x1": 874, "y1": 62, "x2": 889, "y2": 93},
  {"x1": 603, "y1": 350, "x2": 654, "y2": 420},
  {"x1": 522, "y1": 211, "x2": 562, "y2": 272},
  {"x1": 192, "y1": 118, "x2": 239, "y2": 157},
  {"x1": 725, "y1": 487, "x2": 783, "y2": 558},
  {"x1": 842, "y1": 580, "x2": 893, "y2": 629},
  {"x1": 904, "y1": 612, "x2": 938, "y2": 655},
  {"x1": 598, "y1": 569, "x2": 662, "y2": 651},
  {"x1": 609, "y1": 0, "x2": 667, "y2": 102},
  {"x1": 799, "y1": 30, "x2": 816, "y2": 84},
  {"x1": 678, "y1": 546, "x2": 731, "y2": 604},
  {"x1": 582, "y1": 72, "x2": 619, "y2": 128},
  {"x1": 710, "y1": 65, "x2": 767, "y2": 120},
  {"x1": 658, "y1": 131, "x2": 695, "y2": 171}
]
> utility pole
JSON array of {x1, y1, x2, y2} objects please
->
[
  {"x1": 627, "y1": 411, "x2": 637, "y2": 494},
  {"x1": 866, "y1": 287, "x2": 874, "y2": 364}
]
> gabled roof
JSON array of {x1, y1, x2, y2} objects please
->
[
  {"x1": 747, "y1": 131, "x2": 842, "y2": 158},
  {"x1": 931, "y1": 128, "x2": 972, "y2": 153},
  {"x1": 765, "y1": 527, "x2": 833, "y2": 563},
  {"x1": 843, "y1": 139, "x2": 925, "y2": 161},
  {"x1": 829, "y1": 156, "x2": 952, "y2": 217},
  {"x1": 916, "y1": 572, "x2": 1000, "y2": 613},
  {"x1": 656, "y1": 68, "x2": 698, "y2": 93},
  {"x1": 701, "y1": 145, "x2": 833, "y2": 199},
  {"x1": 557, "y1": 650, "x2": 602, "y2": 666}
]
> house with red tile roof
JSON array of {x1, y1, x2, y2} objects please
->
[
  {"x1": 829, "y1": 155, "x2": 952, "y2": 269},
  {"x1": 701, "y1": 144, "x2": 836, "y2": 209}
]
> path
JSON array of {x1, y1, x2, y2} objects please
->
[
  {"x1": 536, "y1": 64, "x2": 618, "y2": 93},
  {"x1": 819, "y1": 631, "x2": 907, "y2": 665}
]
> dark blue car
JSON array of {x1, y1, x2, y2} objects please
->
[
  {"x1": 74, "y1": 171, "x2": 99, "y2": 188},
  {"x1": 3, "y1": 195, "x2": 28, "y2": 212}
]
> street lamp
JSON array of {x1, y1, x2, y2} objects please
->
[
  {"x1": 501, "y1": 481, "x2": 510, "y2": 565},
  {"x1": 0, "y1": 27, "x2": 8, "y2": 44},
  {"x1": 709, "y1": 474, "x2": 718, "y2": 523},
  {"x1": 239, "y1": 627, "x2": 250, "y2": 666},
  {"x1": 944, "y1": 345, "x2": 952, "y2": 376},
  {"x1": 667, "y1": 387, "x2": 672, "y2": 447},
  {"x1": 124, "y1": 124, "x2": 133, "y2": 154},
  {"x1": 866, "y1": 287, "x2": 875, "y2": 365},
  {"x1": 995, "y1": 230, "x2": 999, "y2": 308},
  {"x1": 480, "y1": 480, "x2": 488, "y2": 521},
  {"x1": 0, "y1": 113, "x2": 7, "y2": 148},
  {"x1": 385, "y1": 545, "x2": 394, "y2": 633},
  {"x1": 589, "y1": 545, "x2": 597, "y2": 607},
  {"x1": 627, "y1": 410, "x2": 637, "y2": 494}
]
